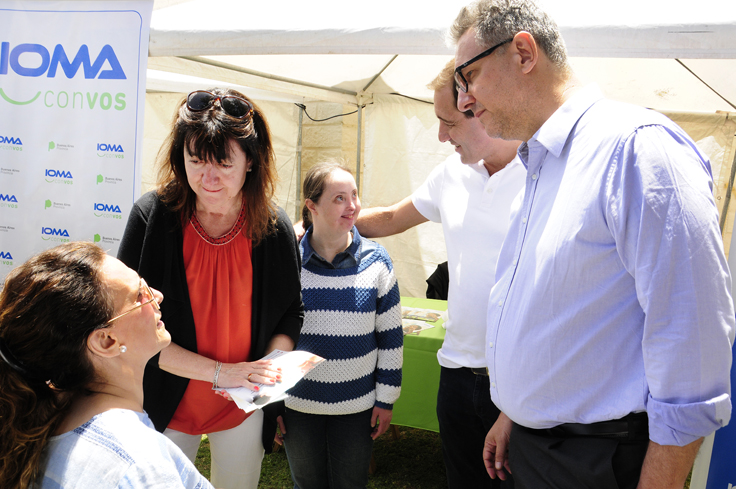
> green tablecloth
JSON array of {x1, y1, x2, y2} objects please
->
[{"x1": 391, "y1": 297, "x2": 447, "y2": 432}]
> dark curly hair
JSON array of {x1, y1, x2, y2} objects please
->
[{"x1": 0, "y1": 242, "x2": 115, "y2": 489}]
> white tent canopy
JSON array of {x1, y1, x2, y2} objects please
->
[{"x1": 148, "y1": 0, "x2": 736, "y2": 112}]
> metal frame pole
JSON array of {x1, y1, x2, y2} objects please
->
[{"x1": 295, "y1": 105, "x2": 304, "y2": 222}]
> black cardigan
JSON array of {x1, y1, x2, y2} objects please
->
[{"x1": 117, "y1": 191, "x2": 303, "y2": 453}]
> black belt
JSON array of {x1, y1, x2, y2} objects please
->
[
  {"x1": 470, "y1": 367, "x2": 489, "y2": 376},
  {"x1": 523, "y1": 412, "x2": 649, "y2": 441}
]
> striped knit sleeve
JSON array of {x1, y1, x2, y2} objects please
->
[{"x1": 373, "y1": 247, "x2": 403, "y2": 410}]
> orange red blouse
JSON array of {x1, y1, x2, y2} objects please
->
[{"x1": 168, "y1": 206, "x2": 253, "y2": 435}]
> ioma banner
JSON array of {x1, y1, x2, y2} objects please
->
[{"x1": 0, "y1": 0, "x2": 152, "y2": 281}]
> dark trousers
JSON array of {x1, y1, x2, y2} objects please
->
[
  {"x1": 283, "y1": 407, "x2": 374, "y2": 489},
  {"x1": 436, "y1": 366, "x2": 513, "y2": 489},
  {"x1": 509, "y1": 422, "x2": 649, "y2": 489}
]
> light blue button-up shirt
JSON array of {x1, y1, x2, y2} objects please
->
[{"x1": 487, "y1": 85, "x2": 735, "y2": 446}]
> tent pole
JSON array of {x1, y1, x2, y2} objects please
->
[
  {"x1": 363, "y1": 55, "x2": 398, "y2": 93},
  {"x1": 356, "y1": 104, "x2": 363, "y2": 195},
  {"x1": 719, "y1": 144, "x2": 736, "y2": 234},
  {"x1": 295, "y1": 105, "x2": 304, "y2": 223}
]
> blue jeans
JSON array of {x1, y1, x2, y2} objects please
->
[
  {"x1": 283, "y1": 407, "x2": 374, "y2": 489},
  {"x1": 436, "y1": 366, "x2": 513, "y2": 489}
]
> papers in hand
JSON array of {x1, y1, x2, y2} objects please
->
[{"x1": 222, "y1": 350, "x2": 324, "y2": 413}]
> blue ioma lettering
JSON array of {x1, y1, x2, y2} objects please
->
[
  {"x1": 94, "y1": 202, "x2": 122, "y2": 219},
  {"x1": 0, "y1": 136, "x2": 22, "y2": 145},
  {"x1": 41, "y1": 227, "x2": 70, "y2": 242},
  {"x1": 94, "y1": 203, "x2": 122, "y2": 213},
  {"x1": 45, "y1": 169, "x2": 73, "y2": 179},
  {"x1": 42, "y1": 227, "x2": 69, "y2": 237},
  {"x1": 1, "y1": 42, "x2": 126, "y2": 79},
  {"x1": 0, "y1": 251, "x2": 12, "y2": 260},
  {"x1": 97, "y1": 143, "x2": 124, "y2": 152},
  {"x1": 0, "y1": 194, "x2": 18, "y2": 202}
]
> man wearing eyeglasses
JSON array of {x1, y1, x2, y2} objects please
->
[
  {"x1": 356, "y1": 60, "x2": 524, "y2": 489},
  {"x1": 449, "y1": 1, "x2": 735, "y2": 488}
]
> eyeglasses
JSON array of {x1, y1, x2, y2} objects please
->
[
  {"x1": 106, "y1": 279, "x2": 160, "y2": 325},
  {"x1": 186, "y1": 90, "x2": 254, "y2": 119},
  {"x1": 454, "y1": 38, "x2": 513, "y2": 93}
]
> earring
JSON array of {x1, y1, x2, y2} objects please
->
[{"x1": 119, "y1": 345, "x2": 127, "y2": 353}]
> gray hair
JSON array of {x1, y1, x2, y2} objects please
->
[{"x1": 449, "y1": 0, "x2": 569, "y2": 70}]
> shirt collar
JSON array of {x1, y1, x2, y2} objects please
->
[
  {"x1": 300, "y1": 225, "x2": 362, "y2": 266},
  {"x1": 347, "y1": 225, "x2": 362, "y2": 254},
  {"x1": 518, "y1": 84, "x2": 604, "y2": 167}
]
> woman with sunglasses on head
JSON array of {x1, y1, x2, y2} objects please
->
[
  {"x1": 117, "y1": 88, "x2": 303, "y2": 489},
  {"x1": 0, "y1": 242, "x2": 213, "y2": 489},
  {"x1": 276, "y1": 162, "x2": 403, "y2": 489}
]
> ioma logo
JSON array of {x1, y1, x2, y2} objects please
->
[
  {"x1": 0, "y1": 43, "x2": 125, "y2": 79},
  {"x1": 0, "y1": 135, "x2": 23, "y2": 151},
  {"x1": 41, "y1": 227, "x2": 70, "y2": 243},
  {"x1": 94, "y1": 202, "x2": 122, "y2": 219},
  {"x1": 0, "y1": 193, "x2": 18, "y2": 208},
  {"x1": 97, "y1": 143, "x2": 124, "y2": 159},
  {"x1": 0, "y1": 250, "x2": 12, "y2": 266},
  {"x1": 45, "y1": 168, "x2": 73, "y2": 184},
  {"x1": 0, "y1": 42, "x2": 127, "y2": 110}
]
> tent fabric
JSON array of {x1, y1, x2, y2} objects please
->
[
  {"x1": 362, "y1": 94, "x2": 451, "y2": 297},
  {"x1": 147, "y1": 0, "x2": 736, "y2": 112},
  {"x1": 663, "y1": 111, "x2": 736, "y2": 247},
  {"x1": 149, "y1": 0, "x2": 736, "y2": 58}
]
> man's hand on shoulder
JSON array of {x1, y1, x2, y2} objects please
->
[{"x1": 356, "y1": 196, "x2": 427, "y2": 238}]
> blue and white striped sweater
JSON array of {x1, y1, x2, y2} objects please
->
[{"x1": 286, "y1": 230, "x2": 403, "y2": 415}]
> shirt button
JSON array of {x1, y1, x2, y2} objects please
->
[
  {"x1": 531, "y1": 173, "x2": 538, "y2": 180},
  {"x1": 486, "y1": 187, "x2": 494, "y2": 193},
  {"x1": 489, "y1": 342, "x2": 494, "y2": 348},
  {"x1": 498, "y1": 301, "x2": 503, "y2": 307},
  {"x1": 491, "y1": 382, "x2": 496, "y2": 388},
  {"x1": 521, "y1": 217, "x2": 527, "y2": 224}
]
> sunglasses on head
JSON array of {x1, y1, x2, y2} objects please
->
[{"x1": 186, "y1": 90, "x2": 254, "y2": 119}]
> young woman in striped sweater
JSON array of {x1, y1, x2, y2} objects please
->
[{"x1": 278, "y1": 161, "x2": 403, "y2": 489}]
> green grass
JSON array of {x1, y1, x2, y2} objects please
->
[
  {"x1": 195, "y1": 428, "x2": 693, "y2": 489},
  {"x1": 195, "y1": 426, "x2": 447, "y2": 489}
]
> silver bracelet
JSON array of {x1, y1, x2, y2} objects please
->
[{"x1": 213, "y1": 361, "x2": 223, "y2": 389}]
